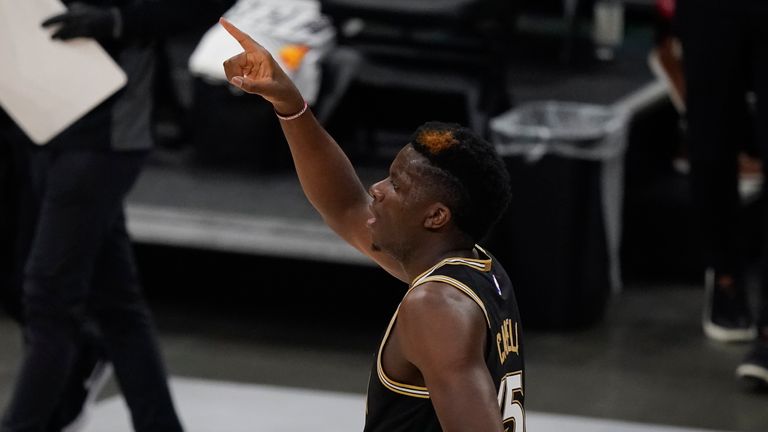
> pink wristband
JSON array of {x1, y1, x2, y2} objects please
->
[{"x1": 275, "y1": 101, "x2": 309, "y2": 121}]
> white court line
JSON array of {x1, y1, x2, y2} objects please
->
[{"x1": 82, "y1": 377, "x2": 731, "y2": 432}]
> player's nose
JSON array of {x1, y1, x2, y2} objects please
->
[{"x1": 368, "y1": 181, "x2": 384, "y2": 201}]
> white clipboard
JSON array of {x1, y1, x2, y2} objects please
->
[{"x1": 0, "y1": 0, "x2": 127, "y2": 145}]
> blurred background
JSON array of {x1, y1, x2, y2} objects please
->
[{"x1": 1, "y1": 0, "x2": 767, "y2": 431}]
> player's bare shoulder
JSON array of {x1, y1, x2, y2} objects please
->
[
  {"x1": 406, "y1": 281, "x2": 482, "y2": 314},
  {"x1": 399, "y1": 281, "x2": 488, "y2": 341}
]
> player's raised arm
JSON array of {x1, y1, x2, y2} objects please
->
[{"x1": 219, "y1": 18, "x2": 407, "y2": 282}]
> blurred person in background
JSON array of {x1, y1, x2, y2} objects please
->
[
  {"x1": 1, "y1": 108, "x2": 112, "y2": 432},
  {"x1": 677, "y1": 0, "x2": 768, "y2": 388},
  {"x1": 0, "y1": 1, "x2": 233, "y2": 431}
]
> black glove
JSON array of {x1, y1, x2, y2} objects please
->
[{"x1": 41, "y1": 2, "x2": 121, "y2": 41}]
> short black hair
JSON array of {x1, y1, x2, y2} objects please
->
[{"x1": 410, "y1": 121, "x2": 511, "y2": 241}]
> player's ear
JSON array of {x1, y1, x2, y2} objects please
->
[{"x1": 423, "y1": 203, "x2": 451, "y2": 230}]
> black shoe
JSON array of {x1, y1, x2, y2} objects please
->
[
  {"x1": 59, "y1": 360, "x2": 112, "y2": 432},
  {"x1": 702, "y1": 268, "x2": 756, "y2": 342},
  {"x1": 47, "y1": 329, "x2": 112, "y2": 432},
  {"x1": 736, "y1": 339, "x2": 768, "y2": 390}
]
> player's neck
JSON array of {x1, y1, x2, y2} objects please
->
[{"x1": 401, "y1": 240, "x2": 477, "y2": 283}]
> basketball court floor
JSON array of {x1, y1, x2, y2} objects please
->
[
  {"x1": 2, "y1": 278, "x2": 767, "y2": 432},
  {"x1": 80, "y1": 377, "x2": 730, "y2": 432}
]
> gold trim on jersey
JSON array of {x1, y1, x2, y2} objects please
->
[
  {"x1": 415, "y1": 275, "x2": 492, "y2": 328},
  {"x1": 375, "y1": 251, "x2": 495, "y2": 399},
  {"x1": 410, "y1": 245, "x2": 492, "y2": 286},
  {"x1": 376, "y1": 306, "x2": 431, "y2": 399},
  {"x1": 474, "y1": 244, "x2": 493, "y2": 260}
]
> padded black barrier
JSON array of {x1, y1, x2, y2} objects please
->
[
  {"x1": 321, "y1": 0, "x2": 515, "y2": 28},
  {"x1": 320, "y1": 0, "x2": 515, "y2": 146}
]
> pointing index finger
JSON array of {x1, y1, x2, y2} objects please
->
[{"x1": 219, "y1": 17, "x2": 259, "y2": 51}]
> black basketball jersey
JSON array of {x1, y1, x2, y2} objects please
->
[{"x1": 363, "y1": 245, "x2": 525, "y2": 432}]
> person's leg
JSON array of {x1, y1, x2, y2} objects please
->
[
  {"x1": 679, "y1": 0, "x2": 755, "y2": 341},
  {"x1": 45, "y1": 323, "x2": 111, "y2": 432},
  {"x1": 89, "y1": 206, "x2": 183, "y2": 432},
  {"x1": 0, "y1": 124, "x2": 111, "y2": 432},
  {"x1": 750, "y1": 1, "x2": 768, "y2": 335},
  {"x1": 0, "y1": 149, "x2": 145, "y2": 432},
  {"x1": 0, "y1": 131, "x2": 17, "y2": 318},
  {"x1": 735, "y1": 0, "x2": 768, "y2": 389},
  {"x1": 0, "y1": 115, "x2": 30, "y2": 323}
]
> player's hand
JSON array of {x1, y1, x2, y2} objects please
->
[
  {"x1": 42, "y1": 2, "x2": 118, "y2": 40},
  {"x1": 219, "y1": 18, "x2": 305, "y2": 116}
]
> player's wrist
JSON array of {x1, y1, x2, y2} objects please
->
[{"x1": 273, "y1": 97, "x2": 307, "y2": 120}]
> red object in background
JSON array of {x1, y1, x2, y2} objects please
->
[{"x1": 657, "y1": 0, "x2": 675, "y2": 19}]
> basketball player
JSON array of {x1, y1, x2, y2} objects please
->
[{"x1": 220, "y1": 18, "x2": 525, "y2": 431}]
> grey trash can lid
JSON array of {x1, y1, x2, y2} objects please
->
[{"x1": 490, "y1": 101, "x2": 622, "y2": 144}]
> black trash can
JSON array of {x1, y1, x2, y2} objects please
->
[{"x1": 485, "y1": 101, "x2": 627, "y2": 329}]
